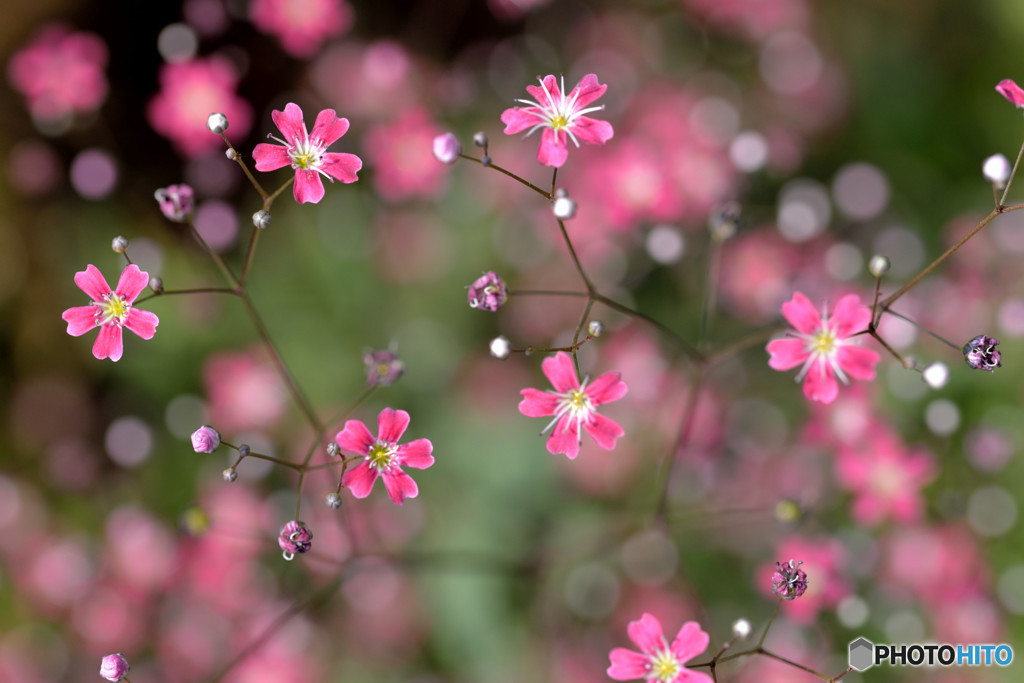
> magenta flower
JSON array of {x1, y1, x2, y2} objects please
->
[
  {"x1": 336, "y1": 408, "x2": 434, "y2": 505},
  {"x1": 766, "y1": 292, "x2": 880, "y2": 404},
  {"x1": 500, "y1": 73, "x2": 614, "y2": 168},
  {"x1": 996, "y1": 79, "x2": 1024, "y2": 108},
  {"x1": 518, "y1": 351, "x2": 627, "y2": 459},
  {"x1": 249, "y1": 0, "x2": 353, "y2": 59},
  {"x1": 253, "y1": 102, "x2": 362, "y2": 204},
  {"x1": 278, "y1": 520, "x2": 313, "y2": 559},
  {"x1": 61, "y1": 264, "x2": 159, "y2": 362},
  {"x1": 771, "y1": 559, "x2": 808, "y2": 600},
  {"x1": 607, "y1": 613, "x2": 712, "y2": 683},
  {"x1": 467, "y1": 271, "x2": 508, "y2": 312}
]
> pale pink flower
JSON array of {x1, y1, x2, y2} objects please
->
[
  {"x1": 364, "y1": 108, "x2": 448, "y2": 201},
  {"x1": 681, "y1": 0, "x2": 809, "y2": 42},
  {"x1": 147, "y1": 57, "x2": 252, "y2": 157},
  {"x1": 607, "y1": 613, "x2": 712, "y2": 683},
  {"x1": 836, "y1": 424, "x2": 936, "y2": 526},
  {"x1": 766, "y1": 292, "x2": 879, "y2": 404},
  {"x1": 518, "y1": 351, "x2": 628, "y2": 459},
  {"x1": 336, "y1": 408, "x2": 434, "y2": 505},
  {"x1": 202, "y1": 348, "x2": 287, "y2": 433},
  {"x1": 253, "y1": 102, "x2": 362, "y2": 204},
  {"x1": 501, "y1": 74, "x2": 614, "y2": 168},
  {"x1": 249, "y1": 0, "x2": 353, "y2": 59},
  {"x1": 62, "y1": 265, "x2": 159, "y2": 362},
  {"x1": 7, "y1": 24, "x2": 108, "y2": 122},
  {"x1": 996, "y1": 79, "x2": 1024, "y2": 108}
]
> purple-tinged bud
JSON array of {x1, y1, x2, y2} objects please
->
[
  {"x1": 363, "y1": 348, "x2": 404, "y2": 387},
  {"x1": 207, "y1": 112, "x2": 229, "y2": 134},
  {"x1": 111, "y1": 236, "x2": 128, "y2": 253},
  {"x1": 772, "y1": 558, "x2": 808, "y2": 600},
  {"x1": 964, "y1": 334, "x2": 1001, "y2": 371},
  {"x1": 100, "y1": 653, "x2": 130, "y2": 681},
  {"x1": 149, "y1": 276, "x2": 164, "y2": 294},
  {"x1": 432, "y1": 133, "x2": 461, "y2": 164},
  {"x1": 191, "y1": 425, "x2": 220, "y2": 453},
  {"x1": 467, "y1": 272, "x2": 508, "y2": 312},
  {"x1": 154, "y1": 184, "x2": 195, "y2": 223},
  {"x1": 326, "y1": 493, "x2": 342, "y2": 509},
  {"x1": 278, "y1": 520, "x2": 312, "y2": 559}
]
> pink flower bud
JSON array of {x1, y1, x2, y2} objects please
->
[
  {"x1": 278, "y1": 520, "x2": 313, "y2": 559},
  {"x1": 191, "y1": 425, "x2": 221, "y2": 453},
  {"x1": 154, "y1": 184, "x2": 195, "y2": 222},
  {"x1": 996, "y1": 79, "x2": 1024, "y2": 108},
  {"x1": 432, "y1": 133, "x2": 461, "y2": 164},
  {"x1": 100, "y1": 653, "x2": 130, "y2": 681},
  {"x1": 467, "y1": 272, "x2": 508, "y2": 312}
]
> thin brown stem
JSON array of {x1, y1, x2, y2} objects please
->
[
  {"x1": 999, "y1": 137, "x2": 1024, "y2": 206},
  {"x1": 459, "y1": 154, "x2": 551, "y2": 198},
  {"x1": 135, "y1": 287, "x2": 238, "y2": 304}
]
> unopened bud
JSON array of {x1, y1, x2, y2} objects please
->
[
  {"x1": 432, "y1": 133, "x2": 461, "y2": 164},
  {"x1": 111, "y1": 236, "x2": 128, "y2": 253},
  {"x1": 100, "y1": 653, "x2": 130, "y2": 682},
  {"x1": 149, "y1": 276, "x2": 164, "y2": 294},
  {"x1": 252, "y1": 210, "x2": 271, "y2": 229},
  {"x1": 225, "y1": 147, "x2": 238, "y2": 160},
  {"x1": 222, "y1": 467, "x2": 237, "y2": 482},
  {"x1": 155, "y1": 184, "x2": 195, "y2": 222},
  {"x1": 922, "y1": 362, "x2": 950, "y2": 388},
  {"x1": 473, "y1": 132, "x2": 488, "y2": 148},
  {"x1": 709, "y1": 201, "x2": 741, "y2": 240},
  {"x1": 327, "y1": 442, "x2": 341, "y2": 457},
  {"x1": 489, "y1": 335, "x2": 510, "y2": 359},
  {"x1": 191, "y1": 425, "x2": 220, "y2": 453},
  {"x1": 207, "y1": 112, "x2": 229, "y2": 134},
  {"x1": 238, "y1": 444, "x2": 250, "y2": 457},
  {"x1": 588, "y1": 320, "x2": 605, "y2": 337},
  {"x1": 326, "y1": 493, "x2": 342, "y2": 509},
  {"x1": 732, "y1": 619, "x2": 752, "y2": 640},
  {"x1": 553, "y1": 189, "x2": 577, "y2": 220},
  {"x1": 983, "y1": 153, "x2": 1012, "y2": 187},
  {"x1": 868, "y1": 254, "x2": 890, "y2": 277}
]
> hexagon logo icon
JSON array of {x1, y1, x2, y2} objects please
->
[{"x1": 849, "y1": 637, "x2": 875, "y2": 672}]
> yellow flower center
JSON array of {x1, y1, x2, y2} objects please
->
[
  {"x1": 96, "y1": 293, "x2": 130, "y2": 326},
  {"x1": 812, "y1": 329, "x2": 836, "y2": 355},
  {"x1": 550, "y1": 114, "x2": 569, "y2": 130},
  {"x1": 367, "y1": 440, "x2": 397, "y2": 471},
  {"x1": 649, "y1": 649, "x2": 682, "y2": 682}
]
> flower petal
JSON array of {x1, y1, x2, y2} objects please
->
[
  {"x1": 570, "y1": 116, "x2": 614, "y2": 146},
  {"x1": 996, "y1": 79, "x2": 1024, "y2": 108},
  {"x1": 115, "y1": 264, "x2": 149, "y2": 303},
  {"x1": 678, "y1": 668, "x2": 714, "y2": 683},
  {"x1": 320, "y1": 152, "x2": 361, "y2": 184},
  {"x1": 584, "y1": 413, "x2": 624, "y2": 451},
  {"x1": 93, "y1": 324, "x2": 123, "y2": 362},
  {"x1": 62, "y1": 305, "x2": 98, "y2": 336},
  {"x1": 780, "y1": 292, "x2": 821, "y2": 335},
  {"x1": 585, "y1": 371, "x2": 627, "y2": 405},
  {"x1": 831, "y1": 294, "x2": 871, "y2": 338},
  {"x1": 293, "y1": 169, "x2": 325, "y2": 204},
  {"x1": 381, "y1": 468, "x2": 418, "y2": 505},
  {"x1": 518, "y1": 388, "x2": 559, "y2": 417},
  {"x1": 536, "y1": 127, "x2": 568, "y2": 168},
  {"x1": 546, "y1": 415, "x2": 580, "y2": 459},
  {"x1": 377, "y1": 408, "x2": 410, "y2": 443},
  {"x1": 397, "y1": 438, "x2": 434, "y2": 469},
  {"x1": 541, "y1": 351, "x2": 579, "y2": 393},
  {"x1": 310, "y1": 109, "x2": 349, "y2": 147},
  {"x1": 569, "y1": 74, "x2": 607, "y2": 109},
  {"x1": 500, "y1": 106, "x2": 541, "y2": 135},
  {"x1": 253, "y1": 143, "x2": 291, "y2": 171},
  {"x1": 626, "y1": 613, "x2": 666, "y2": 655},
  {"x1": 836, "y1": 345, "x2": 880, "y2": 380},
  {"x1": 336, "y1": 419, "x2": 375, "y2": 455},
  {"x1": 272, "y1": 102, "x2": 306, "y2": 143},
  {"x1": 767, "y1": 338, "x2": 808, "y2": 371},
  {"x1": 669, "y1": 621, "x2": 710, "y2": 665},
  {"x1": 606, "y1": 648, "x2": 650, "y2": 680},
  {"x1": 124, "y1": 308, "x2": 159, "y2": 340},
  {"x1": 802, "y1": 362, "x2": 838, "y2": 404},
  {"x1": 526, "y1": 75, "x2": 561, "y2": 105},
  {"x1": 74, "y1": 264, "x2": 111, "y2": 301},
  {"x1": 342, "y1": 461, "x2": 378, "y2": 498}
]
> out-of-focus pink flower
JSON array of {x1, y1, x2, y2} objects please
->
[
  {"x1": 249, "y1": 0, "x2": 353, "y2": 59},
  {"x1": 202, "y1": 348, "x2": 287, "y2": 433},
  {"x1": 155, "y1": 184, "x2": 195, "y2": 222},
  {"x1": 996, "y1": 79, "x2": 1024, "y2": 109},
  {"x1": 62, "y1": 265, "x2": 159, "y2": 362},
  {"x1": 336, "y1": 408, "x2": 434, "y2": 505},
  {"x1": 766, "y1": 292, "x2": 879, "y2": 404},
  {"x1": 7, "y1": 24, "x2": 108, "y2": 122},
  {"x1": 311, "y1": 41, "x2": 420, "y2": 120},
  {"x1": 467, "y1": 271, "x2": 508, "y2": 312},
  {"x1": 99, "y1": 653, "x2": 129, "y2": 681},
  {"x1": 883, "y1": 524, "x2": 988, "y2": 606},
  {"x1": 253, "y1": 102, "x2": 361, "y2": 204},
  {"x1": 607, "y1": 612, "x2": 712, "y2": 683},
  {"x1": 363, "y1": 348, "x2": 404, "y2": 387},
  {"x1": 519, "y1": 351, "x2": 628, "y2": 459},
  {"x1": 191, "y1": 425, "x2": 221, "y2": 453},
  {"x1": 364, "y1": 108, "x2": 448, "y2": 201},
  {"x1": 501, "y1": 74, "x2": 614, "y2": 168},
  {"x1": 681, "y1": 0, "x2": 809, "y2": 42},
  {"x1": 836, "y1": 424, "x2": 936, "y2": 526},
  {"x1": 488, "y1": 0, "x2": 553, "y2": 21},
  {"x1": 147, "y1": 57, "x2": 252, "y2": 158}
]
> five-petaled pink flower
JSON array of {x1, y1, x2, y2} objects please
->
[
  {"x1": 253, "y1": 102, "x2": 362, "y2": 204},
  {"x1": 996, "y1": 79, "x2": 1024, "y2": 109},
  {"x1": 62, "y1": 264, "x2": 159, "y2": 362},
  {"x1": 500, "y1": 73, "x2": 614, "y2": 168},
  {"x1": 766, "y1": 292, "x2": 879, "y2": 404},
  {"x1": 335, "y1": 408, "x2": 434, "y2": 505},
  {"x1": 518, "y1": 351, "x2": 627, "y2": 459},
  {"x1": 607, "y1": 613, "x2": 713, "y2": 683}
]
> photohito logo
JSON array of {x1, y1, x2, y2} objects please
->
[{"x1": 849, "y1": 637, "x2": 1014, "y2": 671}]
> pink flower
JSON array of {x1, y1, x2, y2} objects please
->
[
  {"x1": 364, "y1": 108, "x2": 448, "y2": 202},
  {"x1": 147, "y1": 57, "x2": 252, "y2": 158},
  {"x1": 61, "y1": 264, "x2": 159, "y2": 362},
  {"x1": 607, "y1": 613, "x2": 712, "y2": 683},
  {"x1": 7, "y1": 24, "x2": 108, "y2": 122},
  {"x1": 518, "y1": 351, "x2": 628, "y2": 459},
  {"x1": 203, "y1": 348, "x2": 287, "y2": 432},
  {"x1": 99, "y1": 653, "x2": 130, "y2": 681},
  {"x1": 249, "y1": 0, "x2": 353, "y2": 59},
  {"x1": 996, "y1": 79, "x2": 1024, "y2": 108},
  {"x1": 335, "y1": 408, "x2": 434, "y2": 505},
  {"x1": 253, "y1": 102, "x2": 362, "y2": 204},
  {"x1": 500, "y1": 74, "x2": 614, "y2": 168},
  {"x1": 766, "y1": 292, "x2": 879, "y2": 404}
]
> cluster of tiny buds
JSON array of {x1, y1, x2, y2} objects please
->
[
  {"x1": 983, "y1": 153, "x2": 1011, "y2": 188},
  {"x1": 588, "y1": 320, "x2": 605, "y2": 337},
  {"x1": 490, "y1": 335, "x2": 511, "y2": 359},
  {"x1": 222, "y1": 467, "x2": 238, "y2": 483},
  {"x1": 325, "y1": 492, "x2": 342, "y2": 509},
  {"x1": 327, "y1": 442, "x2": 341, "y2": 457},
  {"x1": 552, "y1": 188, "x2": 577, "y2": 220},
  {"x1": 731, "y1": 618, "x2": 752, "y2": 640},
  {"x1": 206, "y1": 112, "x2": 229, "y2": 134},
  {"x1": 149, "y1": 277, "x2": 163, "y2": 294},
  {"x1": 252, "y1": 210, "x2": 271, "y2": 229},
  {"x1": 111, "y1": 235, "x2": 128, "y2": 253},
  {"x1": 868, "y1": 254, "x2": 891, "y2": 277},
  {"x1": 922, "y1": 361, "x2": 950, "y2": 389}
]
